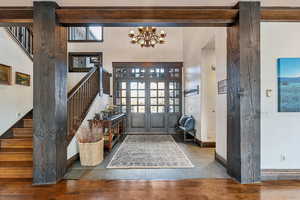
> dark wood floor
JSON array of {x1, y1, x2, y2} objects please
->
[{"x1": 0, "y1": 179, "x2": 300, "y2": 200}]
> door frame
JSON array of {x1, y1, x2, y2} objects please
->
[{"x1": 112, "y1": 62, "x2": 183, "y2": 134}]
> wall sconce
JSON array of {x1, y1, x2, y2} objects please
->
[{"x1": 266, "y1": 89, "x2": 272, "y2": 97}]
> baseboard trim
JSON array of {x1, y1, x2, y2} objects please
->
[
  {"x1": 195, "y1": 138, "x2": 216, "y2": 148},
  {"x1": 261, "y1": 169, "x2": 300, "y2": 181},
  {"x1": 214, "y1": 151, "x2": 227, "y2": 168},
  {"x1": 67, "y1": 153, "x2": 79, "y2": 169}
]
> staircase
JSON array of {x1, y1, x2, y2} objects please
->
[
  {"x1": 0, "y1": 67, "x2": 100, "y2": 180},
  {"x1": 0, "y1": 117, "x2": 33, "y2": 179}
]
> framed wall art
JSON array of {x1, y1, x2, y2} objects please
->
[
  {"x1": 0, "y1": 64, "x2": 12, "y2": 85},
  {"x1": 16, "y1": 72, "x2": 31, "y2": 86},
  {"x1": 278, "y1": 58, "x2": 300, "y2": 112},
  {"x1": 218, "y1": 79, "x2": 227, "y2": 94}
]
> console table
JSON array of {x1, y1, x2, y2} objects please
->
[{"x1": 89, "y1": 113, "x2": 126, "y2": 152}]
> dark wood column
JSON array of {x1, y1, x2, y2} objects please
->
[
  {"x1": 33, "y1": 2, "x2": 68, "y2": 185},
  {"x1": 227, "y1": 1, "x2": 261, "y2": 184}
]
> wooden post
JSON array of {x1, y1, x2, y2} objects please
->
[
  {"x1": 227, "y1": 1, "x2": 261, "y2": 184},
  {"x1": 33, "y1": 2, "x2": 68, "y2": 185}
]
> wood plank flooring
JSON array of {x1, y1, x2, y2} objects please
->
[{"x1": 0, "y1": 179, "x2": 300, "y2": 200}]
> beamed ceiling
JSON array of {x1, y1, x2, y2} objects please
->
[{"x1": 1, "y1": 0, "x2": 300, "y2": 7}]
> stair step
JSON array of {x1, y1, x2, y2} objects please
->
[
  {"x1": 0, "y1": 166, "x2": 32, "y2": 179},
  {"x1": 0, "y1": 138, "x2": 32, "y2": 149},
  {"x1": 0, "y1": 161, "x2": 32, "y2": 179},
  {"x1": 13, "y1": 128, "x2": 33, "y2": 138},
  {"x1": 0, "y1": 149, "x2": 32, "y2": 161},
  {"x1": 23, "y1": 119, "x2": 33, "y2": 128}
]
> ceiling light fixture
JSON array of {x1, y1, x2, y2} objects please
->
[{"x1": 128, "y1": 26, "x2": 167, "y2": 48}]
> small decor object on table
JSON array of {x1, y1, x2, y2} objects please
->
[
  {"x1": 77, "y1": 121, "x2": 104, "y2": 166},
  {"x1": 16, "y1": 72, "x2": 30, "y2": 86},
  {"x1": 0, "y1": 64, "x2": 12, "y2": 85},
  {"x1": 101, "y1": 105, "x2": 120, "y2": 120},
  {"x1": 278, "y1": 58, "x2": 300, "y2": 112}
]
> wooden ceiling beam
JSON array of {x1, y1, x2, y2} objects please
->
[
  {"x1": 0, "y1": 7, "x2": 33, "y2": 24},
  {"x1": 2, "y1": 7, "x2": 300, "y2": 25},
  {"x1": 261, "y1": 8, "x2": 300, "y2": 22},
  {"x1": 56, "y1": 7, "x2": 238, "y2": 26}
]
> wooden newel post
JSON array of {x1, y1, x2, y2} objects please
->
[
  {"x1": 33, "y1": 1, "x2": 68, "y2": 185},
  {"x1": 227, "y1": 1, "x2": 261, "y2": 184}
]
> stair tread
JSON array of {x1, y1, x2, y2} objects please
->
[
  {"x1": 0, "y1": 137, "x2": 32, "y2": 140},
  {"x1": 0, "y1": 161, "x2": 32, "y2": 168},
  {"x1": 13, "y1": 127, "x2": 32, "y2": 130},
  {"x1": 0, "y1": 148, "x2": 32, "y2": 153}
]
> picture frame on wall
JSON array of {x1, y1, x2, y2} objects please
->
[
  {"x1": 16, "y1": 72, "x2": 31, "y2": 86},
  {"x1": 278, "y1": 58, "x2": 300, "y2": 112},
  {"x1": 0, "y1": 64, "x2": 12, "y2": 85},
  {"x1": 218, "y1": 79, "x2": 227, "y2": 94}
]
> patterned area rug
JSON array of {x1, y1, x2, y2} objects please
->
[{"x1": 107, "y1": 135, "x2": 194, "y2": 169}]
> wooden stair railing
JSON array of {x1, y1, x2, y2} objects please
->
[
  {"x1": 0, "y1": 67, "x2": 100, "y2": 180},
  {"x1": 67, "y1": 67, "x2": 100, "y2": 143},
  {"x1": 6, "y1": 26, "x2": 34, "y2": 61}
]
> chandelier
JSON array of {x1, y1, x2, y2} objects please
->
[{"x1": 128, "y1": 27, "x2": 167, "y2": 48}]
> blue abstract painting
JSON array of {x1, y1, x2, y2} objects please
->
[{"x1": 278, "y1": 58, "x2": 300, "y2": 112}]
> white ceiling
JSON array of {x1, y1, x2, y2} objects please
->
[{"x1": 1, "y1": 0, "x2": 300, "y2": 7}]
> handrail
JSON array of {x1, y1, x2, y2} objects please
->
[
  {"x1": 67, "y1": 67, "x2": 97, "y2": 100},
  {"x1": 67, "y1": 67, "x2": 100, "y2": 143},
  {"x1": 6, "y1": 26, "x2": 33, "y2": 61}
]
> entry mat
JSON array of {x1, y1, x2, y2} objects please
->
[{"x1": 107, "y1": 135, "x2": 194, "y2": 169}]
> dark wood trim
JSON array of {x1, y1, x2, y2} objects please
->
[
  {"x1": 261, "y1": 169, "x2": 300, "y2": 181},
  {"x1": 56, "y1": 7, "x2": 238, "y2": 26},
  {"x1": 67, "y1": 153, "x2": 79, "y2": 169},
  {"x1": 68, "y1": 52, "x2": 102, "y2": 72},
  {"x1": 0, "y1": 8, "x2": 33, "y2": 24},
  {"x1": 261, "y1": 9, "x2": 300, "y2": 22},
  {"x1": 195, "y1": 138, "x2": 216, "y2": 148},
  {"x1": 215, "y1": 151, "x2": 227, "y2": 168},
  {"x1": 227, "y1": 2, "x2": 261, "y2": 184},
  {"x1": 2, "y1": 7, "x2": 300, "y2": 25},
  {"x1": 33, "y1": 1, "x2": 68, "y2": 185}
]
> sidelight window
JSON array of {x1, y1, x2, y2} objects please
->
[{"x1": 169, "y1": 81, "x2": 181, "y2": 113}]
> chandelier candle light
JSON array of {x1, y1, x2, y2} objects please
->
[{"x1": 128, "y1": 27, "x2": 167, "y2": 48}]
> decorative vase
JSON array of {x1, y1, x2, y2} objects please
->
[{"x1": 78, "y1": 138, "x2": 104, "y2": 166}]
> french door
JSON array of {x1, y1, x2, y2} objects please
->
[{"x1": 113, "y1": 62, "x2": 182, "y2": 134}]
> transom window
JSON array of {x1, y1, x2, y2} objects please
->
[{"x1": 68, "y1": 26, "x2": 103, "y2": 42}]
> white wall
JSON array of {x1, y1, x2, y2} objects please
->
[
  {"x1": 0, "y1": 28, "x2": 33, "y2": 136},
  {"x1": 183, "y1": 28, "x2": 227, "y2": 160},
  {"x1": 261, "y1": 22, "x2": 300, "y2": 169},
  {"x1": 215, "y1": 29, "x2": 227, "y2": 160},
  {"x1": 200, "y1": 47, "x2": 217, "y2": 142}
]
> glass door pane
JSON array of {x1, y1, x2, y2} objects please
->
[
  {"x1": 150, "y1": 81, "x2": 165, "y2": 113},
  {"x1": 130, "y1": 81, "x2": 145, "y2": 113}
]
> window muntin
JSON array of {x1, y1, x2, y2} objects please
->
[{"x1": 69, "y1": 26, "x2": 103, "y2": 42}]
